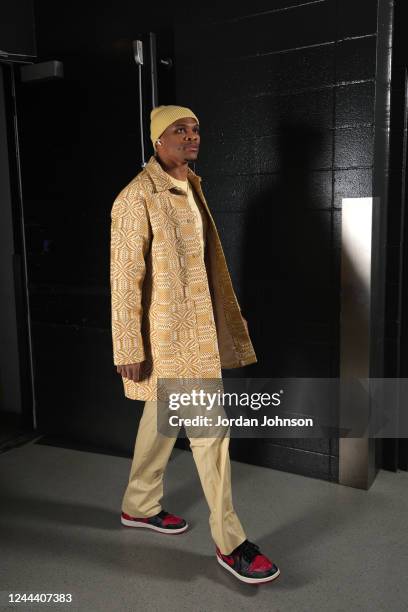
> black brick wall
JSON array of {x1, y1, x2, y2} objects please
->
[{"x1": 174, "y1": 0, "x2": 381, "y2": 481}]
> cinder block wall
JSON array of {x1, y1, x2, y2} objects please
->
[{"x1": 175, "y1": 0, "x2": 383, "y2": 481}]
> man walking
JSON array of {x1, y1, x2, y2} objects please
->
[{"x1": 110, "y1": 105, "x2": 280, "y2": 584}]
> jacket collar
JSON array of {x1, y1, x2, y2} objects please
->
[{"x1": 144, "y1": 155, "x2": 202, "y2": 193}]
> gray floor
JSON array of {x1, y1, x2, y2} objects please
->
[{"x1": 0, "y1": 440, "x2": 407, "y2": 612}]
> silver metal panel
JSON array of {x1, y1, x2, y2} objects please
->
[
  {"x1": 339, "y1": 197, "x2": 374, "y2": 489},
  {"x1": 340, "y1": 198, "x2": 372, "y2": 378}
]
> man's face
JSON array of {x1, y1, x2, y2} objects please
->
[{"x1": 156, "y1": 116, "x2": 200, "y2": 163}]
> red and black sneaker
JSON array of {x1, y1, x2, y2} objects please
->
[
  {"x1": 216, "y1": 539, "x2": 280, "y2": 584},
  {"x1": 121, "y1": 509, "x2": 188, "y2": 534}
]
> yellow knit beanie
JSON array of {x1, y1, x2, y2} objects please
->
[{"x1": 150, "y1": 105, "x2": 199, "y2": 150}]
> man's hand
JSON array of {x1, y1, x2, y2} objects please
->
[{"x1": 116, "y1": 363, "x2": 142, "y2": 382}]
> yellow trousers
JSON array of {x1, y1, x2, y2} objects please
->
[{"x1": 121, "y1": 399, "x2": 247, "y2": 555}]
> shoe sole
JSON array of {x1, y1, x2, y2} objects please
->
[
  {"x1": 216, "y1": 554, "x2": 281, "y2": 584},
  {"x1": 121, "y1": 516, "x2": 189, "y2": 534}
]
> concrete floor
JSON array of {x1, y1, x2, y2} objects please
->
[{"x1": 0, "y1": 439, "x2": 407, "y2": 612}]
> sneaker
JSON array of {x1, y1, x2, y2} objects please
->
[
  {"x1": 216, "y1": 539, "x2": 280, "y2": 584},
  {"x1": 121, "y1": 509, "x2": 188, "y2": 534}
]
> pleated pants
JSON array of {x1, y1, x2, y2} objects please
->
[{"x1": 121, "y1": 399, "x2": 247, "y2": 555}]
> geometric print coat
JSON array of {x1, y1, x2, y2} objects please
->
[{"x1": 110, "y1": 154, "x2": 257, "y2": 401}]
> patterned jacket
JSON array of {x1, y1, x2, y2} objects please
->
[{"x1": 110, "y1": 154, "x2": 257, "y2": 400}]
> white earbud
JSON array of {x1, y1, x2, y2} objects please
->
[{"x1": 156, "y1": 139, "x2": 162, "y2": 145}]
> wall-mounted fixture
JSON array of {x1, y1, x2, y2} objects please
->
[{"x1": 19, "y1": 60, "x2": 64, "y2": 83}]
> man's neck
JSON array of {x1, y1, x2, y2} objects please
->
[{"x1": 156, "y1": 156, "x2": 189, "y2": 181}]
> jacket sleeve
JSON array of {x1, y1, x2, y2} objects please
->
[{"x1": 110, "y1": 184, "x2": 151, "y2": 365}]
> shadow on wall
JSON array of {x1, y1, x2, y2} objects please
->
[{"x1": 240, "y1": 122, "x2": 333, "y2": 378}]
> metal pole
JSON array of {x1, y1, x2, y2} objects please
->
[
  {"x1": 149, "y1": 32, "x2": 158, "y2": 109},
  {"x1": 132, "y1": 40, "x2": 146, "y2": 168},
  {"x1": 9, "y1": 64, "x2": 38, "y2": 429}
]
